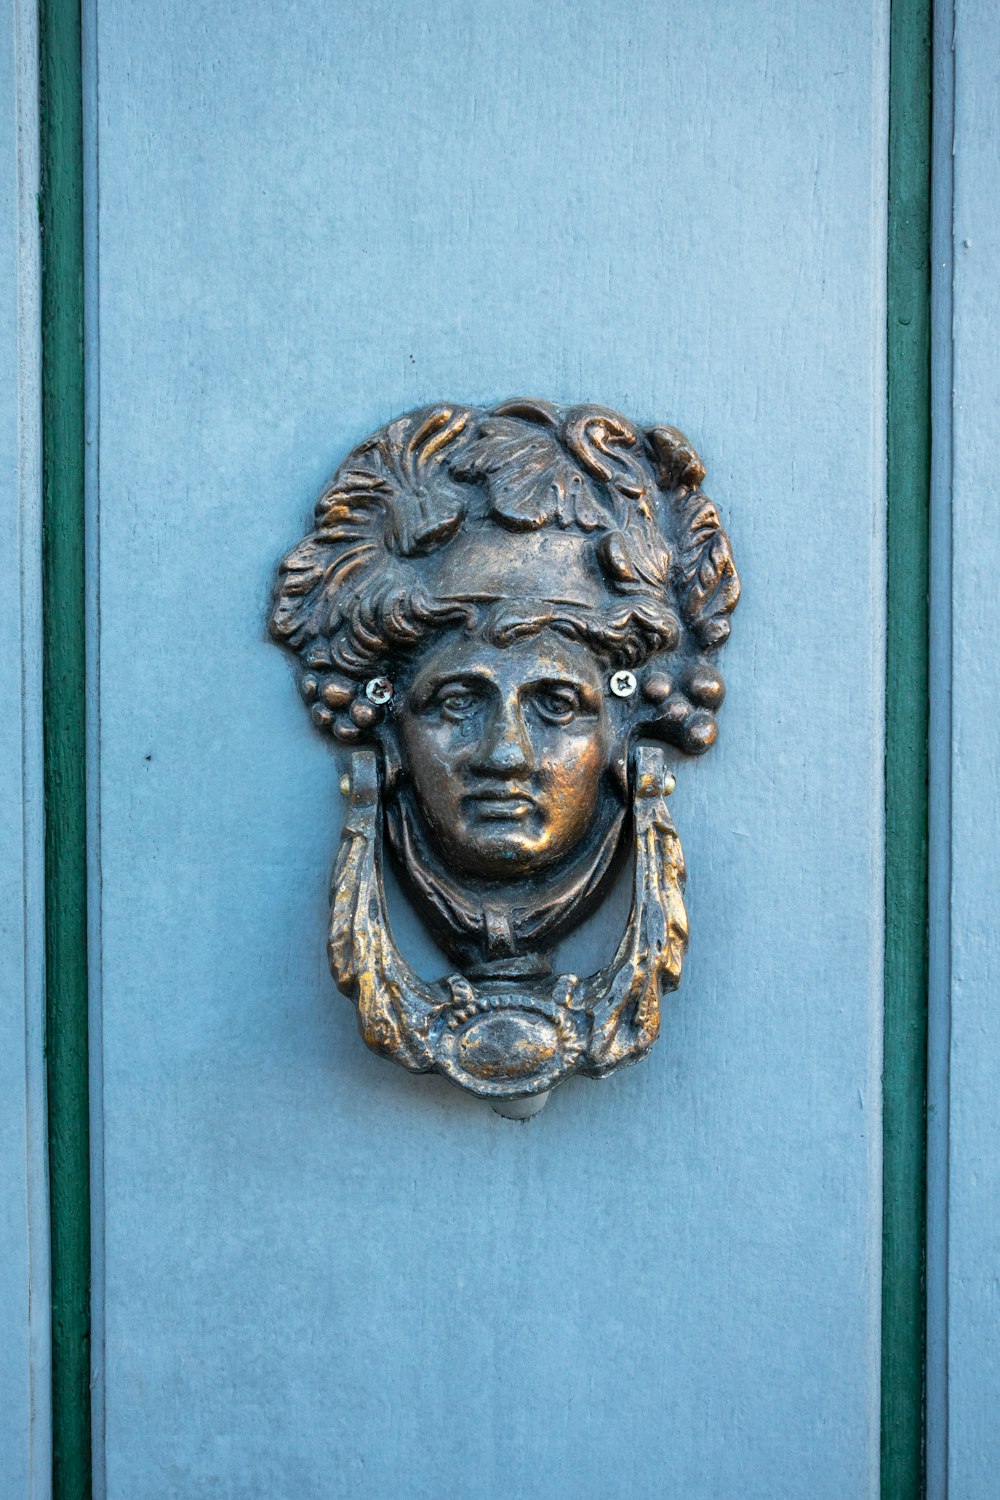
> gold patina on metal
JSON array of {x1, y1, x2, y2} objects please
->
[{"x1": 270, "y1": 400, "x2": 739, "y2": 1114}]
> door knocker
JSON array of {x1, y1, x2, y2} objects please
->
[{"x1": 270, "y1": 400, "x2": 739, "y2": 1115}]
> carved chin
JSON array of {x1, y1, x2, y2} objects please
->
[{"x1": 431, "y1": 818, "x2": 572, "y2": 880}]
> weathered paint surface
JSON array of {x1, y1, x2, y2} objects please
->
[
  {"x1": 943, "y1": 1, "x2": 1000, "y2": 1493},
  {"x1": 0, "y1": 1, "x2": 49, "y2": 1494},
  {"x1": 91, "y1": 2, "x2": 887, "y2": 1496}
]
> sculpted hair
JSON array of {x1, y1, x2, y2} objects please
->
[{"x1": 270, "y1": 399, "x2": 740, "y2": 752}]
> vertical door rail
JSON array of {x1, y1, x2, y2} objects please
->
[
  {"x1": 883, "y1": 0, "x2": 933, "y2": 1496},
  {"x1": 39, "y1": 0, "x2": 91, "y2": 1496}
]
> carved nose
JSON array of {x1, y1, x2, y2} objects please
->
[{"x1": 473, "y1": 699, "x2": 532, "y2": 774}]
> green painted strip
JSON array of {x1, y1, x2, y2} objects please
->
[
  {"x1": 39, "y1": 0, "x2": 91, "y2": 1496},
  {"x1": 883, "y1": 0, "x2": 932, "y2": 1496}
]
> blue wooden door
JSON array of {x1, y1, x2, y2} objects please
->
[
  {"x1": 6, "y1": 2, "x2": 999, "y2": 1498},
  {"x1": 88, "y1": 5, "x2": 887, "y2": 1495}
]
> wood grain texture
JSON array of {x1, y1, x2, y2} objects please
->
[
  {"x1": 882, "y1": 0, "x2": 932, "y2": 1495},
  {"x1": 0, "y1": 0, "x2": 52, "y2": 1493},
  {"x1": 944, "y1": 1, "x2": 1000, "y2": 1493},
  {"x1": 91, "y1": 2, "x2": 887, "y2": 1495}
]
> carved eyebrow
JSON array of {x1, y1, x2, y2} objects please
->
[
  {"x1": 522, "y1": 673, "x2": 589, "y2": 690},
  {"x1": 424, "y1": 670, "x2": 494, "y2": 691}
]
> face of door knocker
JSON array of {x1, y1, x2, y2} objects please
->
[{"x1": 270, "y1": 400, "x2": 739, "y2": 1115}]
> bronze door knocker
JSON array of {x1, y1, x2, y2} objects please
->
[{"x1": 270, "y1": 400, "x2": 739, "y2": 1115}]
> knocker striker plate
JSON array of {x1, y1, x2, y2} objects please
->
[{"x1": 270, "y1": 399, "x2": 739, "y2": 1111}]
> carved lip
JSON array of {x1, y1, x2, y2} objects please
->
[{"x1": 462, "y1": 789, "x2": 537, "y2": 820}]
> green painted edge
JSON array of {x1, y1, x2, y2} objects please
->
[
  {"x1": 883, "y1": 0, "x2": 932, "y2": 1495},
  {"x1": 38, "y1": 0, "x2": 92, "y2": 1496}
]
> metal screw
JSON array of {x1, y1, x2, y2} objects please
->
[
  {"x1": 610, "y1": 670, "x2": 637, "y2": 699},
  {"x1": 365, "y1": 676, "x2": 393, "y2": 706},
  {"x1": 637, "y1": 767, "x2": 676, "y2": 799}
]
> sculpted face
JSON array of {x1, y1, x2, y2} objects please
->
[{"x1": 397, "y1": 629, "x2": 614, "y2": 880}]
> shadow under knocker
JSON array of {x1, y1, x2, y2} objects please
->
[{"x1": 270, "y1": 399, "x2": 739, "y2": 1115}]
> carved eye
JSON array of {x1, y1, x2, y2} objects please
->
[
  {"x1": 531, "y1": 686, "x2": 581, "y2": 725},
  {"x1": 436, "y1": 687, "x2": 479, "y2": 721}
]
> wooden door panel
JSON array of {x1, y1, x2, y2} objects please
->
[{"x1": 93, "y1": 3, "x2": 886, "y2": 1495}]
